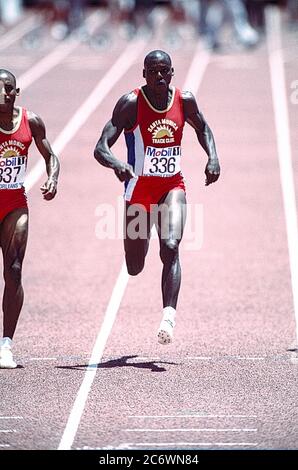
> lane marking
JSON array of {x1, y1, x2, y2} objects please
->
[
  {"x1": 183, "y1": 44, "x2": 210, "y2": 95},
  {"x1": 24, "y1": 355, "x2": 275, "y2": 362},
  {"x1": 0, "y1": 416, "x2": 23, "y2": 420},
  {"x1": 96, "y1": 354, "x2": 285, "y2": 361},
  {"x1": 25, "y1": 37, "x2": 147, "y2": 193},
  {"x1": 111, "y1": 442, "x2": 258, "y2": 448},
  {"x1": 125, "y1": 428, "x2": 257, "y2": 432},
  {"x1": 230, "y1": 357, "x2": 265, "y2": 360},
  {"x1": 187, "y1": 355, "x2": 289, "y2": 361},
  {"x1": 0, "y1": 15, "x2": 41, "y2": 50},
  {"x1": 25, "y1": 355, "x2": 85, "y2": 361},
  {"x1": 119, "y1": 355, "x2": 283, "y2": 361},
  {"x1": 58, "y1": 36, "x2": 210, "y2": 452},
  {"x1": 0, "y1": 444, "x2": 10, "y2": 447},
  {"x1": 0, "y1": 429, "x2": 17, "y2": 433},
  {"x1": 128, "y1": 415, "x2": 257, "y2": 418},
  {"x1": 58, "y1": 262, "x2": 128, "y2": 449},
  {"x1": 187, "y1": 356, "x2": 266, "y2": 361},
  {"x1": 18, "y1": 11, "x2": 105, "y2": 91},
  {"x1": 266, "y1": 6, "x2": 298, "y2": 348}
]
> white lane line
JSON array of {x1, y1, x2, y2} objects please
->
[
  {"x1": 25, "y1": 37, "x2": 147, "y2": 193},
  {"x1": 58, "y1": 39, "x2": 210, "y2": 452},
  {"x1": 118, "y1": 442, "x2": 259, "y2": 448},
  {"x1": 188, "y1": 356, "x2": 266, "y2": 361},
  {"x1": 102, "y1": 355, "x2": 268, "y2": 362},
  {"x1": 0, "y1": 416, "x2": 23, "y2": 420},
  {"x1": 266, "y1": 6, "x2": 298, "y2": 347},
  {"x1": 18, "y1": 11, "x2": 104, "y2": 90},
  {"x1": 0, "y1": 444, "x2": 10, "y2": 447},
  {"x1": 0, "y1": 15, "x2": 41, "y2": 50},
  {"x1": 130, "y1": 356, "x2": 267, "y2": 361},
  {"x1": 129, "y1": 415, "x2": 257, "y2": 418},
  {"x1": 0, "y1": 429, "x2": 17, "y2": 433},
  {"x1": 232, "y1": 357, "x2": 265, "y2": 360},
  {"x1": 125, "y1": 428, "x2": 257, "y2": 432},
  {"x1": 58, "y1": 262, "x2": 129, "y2": 450},
  {"x1": 25, "y1": 355, "x2": 85, "y2": 361},
  {"x1": 187, "y1": 356, "x2": 212, "y2": 360},
  {"x1": 183, "y1": 44, "x2": 210, "y2": 95}
]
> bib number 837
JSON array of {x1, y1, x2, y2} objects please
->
[{"x1": 0, "y1": 166, "x2": 22, "y2": 183}]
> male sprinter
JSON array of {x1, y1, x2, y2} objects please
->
[
  {"x1": 94, "y1": 50, "x2": 220, "y2": 345},
  {"x1": 0, "y1": 69, "x2": 59, "y2": 368}
]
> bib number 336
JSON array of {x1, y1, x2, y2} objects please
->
[{"x1": 143, "y1": 146, "x2": 181, "y2": 176}]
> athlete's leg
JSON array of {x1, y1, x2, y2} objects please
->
[
  {"x1": 157, "y1": 189, "x2": 186, "y2": 308},
  {"x1": 124, "y1": 202, "x2": 152, "y2": 276},
  {"x1": 0, "y1": 208, "x2": 28, "y2": 339}
]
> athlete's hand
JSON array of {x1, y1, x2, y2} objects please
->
[
  {"x1": 40, "y1": 177, "x2": 58, "y2": 200},
  {"x1": 205, "y1": 159, "x2": 220, "y2": 186},
  {"x1": 114, "y1": 162, "x2": 136, "y2": 182}
]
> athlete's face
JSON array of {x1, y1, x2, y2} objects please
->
[
  {"x1": 0, "y1": 74, "x2": 19, "y2": 113},
  {"x1": 143, "y1": 58, "x2": 174, "y2": 92}
]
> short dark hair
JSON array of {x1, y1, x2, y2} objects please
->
[
  {"x1": 0, "y1": 69, "x2": 16, "y2": 87},
  {"x1": 144, "y1": 50, "x2": 171, "y2": 68}
]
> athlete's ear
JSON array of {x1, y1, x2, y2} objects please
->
[
  {"x1": 143, "y1": 68, "x2": 146, "y2": 79},
  {"x1": 171, "y1": 67, "x2": 174, "y2": 76},
  {"x1": 16, "y1": 88, "x2": 20, "y2": 96}
]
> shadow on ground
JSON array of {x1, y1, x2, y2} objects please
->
[{"x1": 56, "y1": 354, "x2": 180, "y2": 372}]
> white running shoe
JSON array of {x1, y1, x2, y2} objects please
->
[
  {"x1": 0, "y1": 346, "x2": 17, "y2": 369},
  {"x1": 157, "y1": 315, "x2": 176, "y2": 345}
]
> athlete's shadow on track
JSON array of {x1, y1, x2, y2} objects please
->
[{"x1": 57, "y1": 355, "x2": 179, "y2": 373}]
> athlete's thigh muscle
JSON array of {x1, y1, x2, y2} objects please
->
[
  {"x1": 0, "y1": 208, "x2": 28, "y2": 262},
  {"x1": 156, "y1": 189, "x2": 186, "y2": 243}
]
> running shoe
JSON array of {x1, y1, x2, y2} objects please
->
[
  {"x1": 0, "y1": 346, "x2": 17, "y2": 369},
  {"x1": 157, "y1": 314, "x2": 175, "y2": 345}
]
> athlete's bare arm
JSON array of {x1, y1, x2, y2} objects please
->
[
  {"x1": 182, "y1": 91, "x2": 220, "y2": 186},
  {"x1": 94, "y1": 92, "x2": 137, "y2": 182},
  {"x1": 28, "y1": 111, "x2": 60, "y2": 200}
]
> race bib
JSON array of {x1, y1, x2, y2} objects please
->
[
  {"x1": 143, "y1": 146, "x2": 181, "y2": 177},
  {"x1": 0, "y1": 156, "x2": 27, "y2": 190}
]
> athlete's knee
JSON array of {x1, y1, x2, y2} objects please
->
[
  {"x1": 4, "y1": 259, "x2": 23, "y2": 286},
  {"x1": 160, "y1": 239, "x2": 179, "y2": 264},
  {"x1": 125, "y1": 255, "x2": 145, "y2": 276}
]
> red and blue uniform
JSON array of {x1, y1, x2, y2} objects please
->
[
  {"x1": 124, "y1": 86, "x2": 186, "y2": 211},
  {"x1": 0, "y1": 107, "x2": 32, "y2": 222}
]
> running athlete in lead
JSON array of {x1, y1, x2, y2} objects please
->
[
  {"x1": 94, "y1": 50, "x2": 220, "y2": 344},
  {"x1": 0, "y1": 69, "x2": 60, "y2": 368}
]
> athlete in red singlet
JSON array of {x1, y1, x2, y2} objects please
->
[
  {"x1": 94, "y1": 50, "x2": 220, "y2": 345},
  {"x1": 0, "y1": 69, "x2": 60, "y2": 368},
  {"x1": 123, "y1": 84, "x2": 186, "y2": 211}
]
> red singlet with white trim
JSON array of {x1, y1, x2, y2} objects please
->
[
  {"x1": 0, "y1": 107, "x2": 32, "y2": 222},
  {"x1": 124, "y1": 86, "x2": 186, "y2": 212}
]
